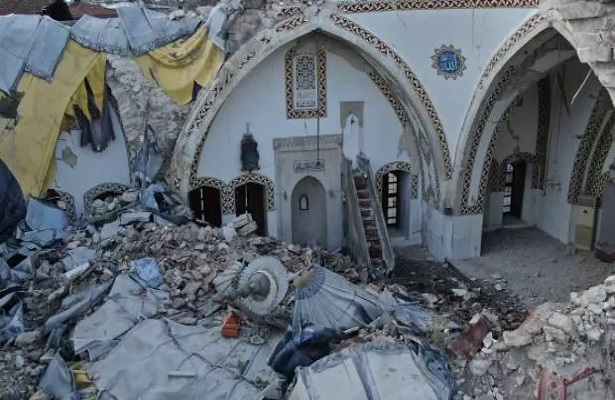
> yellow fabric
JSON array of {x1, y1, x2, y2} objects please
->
[
  {"x1": 66, "y1": 57, "x2": 105, "y2": 121},
  {"x1": 0, "y1": 41, "x2": 106, "y2": 199},
  {"x1": 136, "y1": 26, "x2": 224, "y2": 105}
]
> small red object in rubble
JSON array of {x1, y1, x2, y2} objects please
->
[
  {"x1": 221, "y1": 311, "x2": 241, "y2": 338},
  {"x1": 448, "y1": 316, "x2": 490, "y2": 360}
]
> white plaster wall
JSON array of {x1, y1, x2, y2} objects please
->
[
  {"x1": 538, "y1": 61, "x2": 603, "y2": 243},
  {"x1": 199, "y1": 40, "x2": 419, "y2": 243},
  {"x1": 51, "y1": 108, "x2": 131, "y2": 216},
  {"x1": 424, "y1": 202, "x2": 482, "y2": 260},
  {"x1": 349, "y1": 8, "x2": 536, "y2": 155},
  {"x1": 494, "y1": 86, "x2": 539, "y2": 161}
]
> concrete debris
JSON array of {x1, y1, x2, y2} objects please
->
[
  {"x1": 3, "y1": 189, "x2": 615, "y2": 399},
  {"x1": 452, "y1": 277, "x2": 615, "y2": 400}
]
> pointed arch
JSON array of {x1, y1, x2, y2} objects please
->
[
  {"x1": 567, "y1": 91, "x2": 615, "y2": 204},
  {"x1": 83, "y1": 182, "x2": 132, "y2": 218},
  {"x1": 452, "y1": 14, "x2": 580, "y2": 214},
  {"x1": 499, "y1": 152, "x2": 536, "y2": 189},
  {"x1": 169, "y1": 10, "x2": 451, "y2": 205},
  {"x1": 375, "y1": 161, "x2": 415, "y2": 199},
  {"x1": 226, "y1": 172, "x2": 275, "y2": 213}
]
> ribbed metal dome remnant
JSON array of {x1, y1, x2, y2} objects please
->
[{"x1": 292, "y1": 265, "x2": 385, "y2": 333}]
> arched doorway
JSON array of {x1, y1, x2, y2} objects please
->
[
  {"x1": 188, "y1": 185, "x2": 222, "y2": 227},
  {"x1": 379, "y1": 170, "x2": 411, "y2": 238},
  {"x1": 235, "y1": 182, "x2": 267, "y2": 236},
  {"x1": 502, "y1": 160, "x2": 527, "y2": 223},
  {"x1": 375, "y1": 162, "x2": 413, "y2": 239},
  {"x1": 291, "y1": 176, "x2": 327, "y2": 248}
]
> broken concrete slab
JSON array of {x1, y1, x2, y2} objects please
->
[
  {"x1": 288, "y1": 342, "x2": 455, "y2": 400},
  {"x1": 72, "y1": 275, "x2": 169, "y2": 360},
  {"x1": 120, "y1": 211, "x2": 152, "y2": 225},
  {"x1": 61, "y1": 247, "x2": 96, "y2": 271},
  {"x1": 88, "y1": 318, "x2": 281, "y2": 399}
]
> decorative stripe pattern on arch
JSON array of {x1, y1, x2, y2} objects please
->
[
  {"x1": 455, "y1": 14, "x2": 557, "y2": 215},
  {"x1": 337, "y1": 0, "x2": 538, "y2": 13},
  {"x1": 487, "y1": 159, "x2": 501, "y2": 193},
  {"x1": 585, "y1": 116, "x2": 615, "y2": 201},
  {"x1": 190, "y1": 177, "x2": 229, "y2": 214},
  {"x1": 460, "y1": 92, "x2": 520, "y2": 214},
  {"x1": 478, "y1": 14, "x2": 545, "y2": 89},
  {"x1": 330, "y1": 13, "x2": 452, "y2": 179},
  {"x1": 48, "y1": 189, "x2": 77, "y2": 223},
  {"x1": 375, "y1": 161, "x2": 418, "y2": 200},
  {"x1": 225, "y1": 173, "x2": 276, "y2": 214},
  {"x1": 83, "y1": 182, "x2": 132, "y2": 218},
  {"x1": 567, "y1": 90, "x2": 611, "y2": 205},
  {"x1": 534, "y1": 78, "x2": 551, "y2": 190}
]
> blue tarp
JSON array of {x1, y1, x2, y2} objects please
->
[{"x1": 0, "y1": 8, "x2": 204, "y2": 94}]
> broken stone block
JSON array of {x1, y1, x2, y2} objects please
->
[
  {"x1": 604, "y1": 275, "x2": 615, "y2": 294},
  {"x1": 238, "y1": 221, "x2": 257, "y2": 236},
  {"x1": 14, "y1": 331, "x2": 40, "y2": 347},
  {"x1": 585, "y1": 327, "x2": 603, "y2": 341},
  {"x1": 120, "y1": 191, "x2": 139, "y2": 203},
  {"x1": 543, "y1": 325, "x2": 569, "y2": 343},
  {"x1": 503, "y1": 328, "x2": 533, "y2": 348},
  {"x1": 233, "y1": 213, "x2": 253, "y2": 229},
  {"x1": 572, "y1": 286, "x2": 607, "y2": 307},
  {"x1": 100, "y1": 221, "x2": 122, "y2": 241},
  {"x1": 547, "y1": 313, "x2": 577, "y2": 338},
  {"x1": 469, "y1": 357, "x2": 493, "y2": 376},
  {"x1": 518, "y1": 302, "x2": 559, "y2": 335},
  {"x1": 120, "y1": 212, "x2": 152, "y2": 225},
  {"x1": 62, "y1": 247, "x2": 96, "y2": 271}
]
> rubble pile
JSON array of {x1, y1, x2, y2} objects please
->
[
  {"x1": 453, "y1": 276, "x2": 615, "y2": 399},
  {"x1": 0, "y1": 198, "x2": 364, "y2": 399},
  {"x1": 6, "y1": 188, "x2": 615, "y2": 399},
  {"x1": 89, "y1": 190, "x2": 139, "y2": 219}
]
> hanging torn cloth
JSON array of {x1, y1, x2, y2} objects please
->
[
  {"x1": 136, "y1": 25, "x2": 224, "y2": 105},
  {"x1": 66, "y1": 60, "x2": 115, "y2": 152},
  {"x1": 0, "y1": 40, "x2": 106, "y2": 199}
]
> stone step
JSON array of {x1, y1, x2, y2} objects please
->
[
  {"x1": 356, "y1": 189, "x2": 370, "y2": 199},
  {"x1": 369, "y1": 247, "x2": 382, "y2": 258},
  {"x1": 354, "y1": 176, "x2": 367, "y2": 190},
  {"x1": 359, "y1": 209, "x2": 371, "y2": 218},
  {"x1": 365, "y1": 231, "x2": 379, "y2": 241},
  {"x1": 359, "y1": 199, "x2": 372, "y2": 208},
  {"x1": 363, "y1": 220, "x2": 376, "y2": 230}
]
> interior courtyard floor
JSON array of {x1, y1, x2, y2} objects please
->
[{"x1": 449, "y1": 228, "x2": 615, "y2": 307}]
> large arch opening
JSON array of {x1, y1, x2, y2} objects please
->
[
  {"x1": 452, "y1": 21, "x2": 615, "y2": 303},
  {"x1": 170, "y1": 12, "x2": 450, "y2": 213}
]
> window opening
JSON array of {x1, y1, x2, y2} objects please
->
[
  {"x1": 294, "y1": 54, "x2": 317, "y2": 109},
  {"x1": 385, "y1": 172, "x2": 399, "y2": 227},
  {"x1": 503, "y1": 163, "x2": 514, "y2": 213},
  {"x1": 299, "y1": 194, "x2": 309, "y2": 210}
]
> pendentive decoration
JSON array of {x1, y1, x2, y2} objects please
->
[
  {"x1": 431, "y1": 45, "x2": 467, "y2": 80},
  {"x1": 240, "y1": 123, "x2": 260, "y2": 172}
]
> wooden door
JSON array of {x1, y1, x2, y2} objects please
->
[
  {"x1": 510, "y1": 162, "x2": 526, "y2": 219},
  {"x1": 235, "y1": 183, "x2": 266, "y2": 236},
  {"x1": 188, "y1": 186, "x2": 222, "y2": 227}
]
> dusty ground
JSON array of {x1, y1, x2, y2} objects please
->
[
  {"x1": 393, "y1": 246, "x2": 527, "y2": 331},
  {"x1": 451, "y1": 228, "x2": 615, "y2": 307}
]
